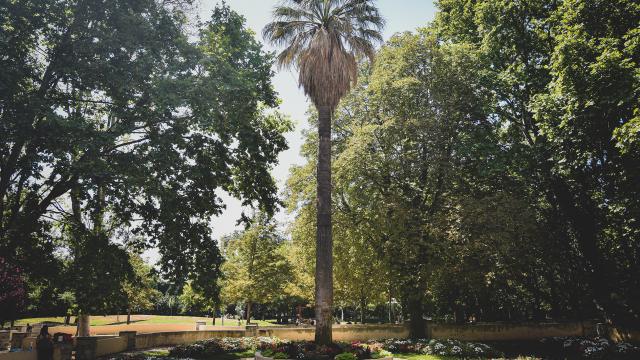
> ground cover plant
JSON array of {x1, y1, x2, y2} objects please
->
[
  {"x1": 166, "y1": 337, "x2": 505, "y2": 359},
  {"x1": 537, "y1": 336, "x2": 640, "y2": 359}
]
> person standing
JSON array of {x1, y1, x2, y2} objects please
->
[{"x1": 36, "y1": 326, "x2": 53, "y2": 360}]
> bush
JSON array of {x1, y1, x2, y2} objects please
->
[
  {"x1": 539, "y1": 336, "x2": 640, "y2": 359},
  {"x1": 370, "y1": 350, "x2": 393, "y2": 359},
  {"x1": 334, "y1": 353, "x2": 358, "y2": 360},
  {"x1": 167, "y1": 336, "x2": 505, "y2": 359},
  {"x1": 364, "y1": 338, "x2": 503, "y2": 358}
]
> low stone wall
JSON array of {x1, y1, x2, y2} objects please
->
[
  {"x1": 46, "y1": 323, "x2": 205, "y2": 336},
  {"x1": 259, "y1": 325, "x2": 410, "y2": 342},
  {"x1": 2, "y1": 320, "x2": 635, "y2": 360},
  {"x1": 95, "y1": 336, "x2": 128, "y2": 357},
  {"x1": 427, "y1": 321, "x2": 594, "y2": 341},
  {"x1": 135, "y1": 330, "x2": 245, "y2": 349},
  {"x1": 0, "y1": 346, "x2": 70, "y2": 360}
]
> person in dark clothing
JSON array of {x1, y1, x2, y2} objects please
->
[{"x1": 36, "y1": 325, "x2": 54, "y2": 360}]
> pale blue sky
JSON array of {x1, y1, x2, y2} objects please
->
[{"x1": 145, "y1": 0, "x2": 438, "y2": 263}]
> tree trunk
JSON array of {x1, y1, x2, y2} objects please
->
[
  {"x1": 127, "y1": 308, "x2": 131, "y2": 325},
  {"x1": 388, "y1": 292, "x2": 392, "y2": 323},
  {"x1": 548, "y1": 175, "x2": 638, "y2": 326},
  {"x1": 78, "y1": 313, "x2": 90, "y2": 337},
  {"x1": 246, "y1": 301, "x2": 252, "y2": 325},
  {"x1": 408, "y1": 296, "x2": 426, "y2": 339},
  {"x1": 360, "y1": 296, "x2": 366, "y2": 324},
  {"x1": 315, "y1": 105, "x2": 334, "y2": 345}
]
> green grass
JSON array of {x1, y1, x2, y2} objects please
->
[
  {"x1": 394, "y1": 353, "x2": 457, "y2": 360},
  {"x1": 139, "y1": 349, "x2": 171, "y2": 357},
  {"x1": 15, "y1": 315, "x2": 281, "y2": 327},
  {"x1": 394, "y1": 353, "x2": 540, "y2": 360}
]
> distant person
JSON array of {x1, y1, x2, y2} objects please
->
[
  {"x1": 36, "y1": 325, "x2": 53, "y2": 360},
  {"x1": 26, "y1": 323, "x2": 32, "y2": 334}
]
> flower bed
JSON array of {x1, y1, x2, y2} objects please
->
[
  {"x1": 165, "y1": 337, "x2": 504, "y2": 359},
  {"x1": 539, "y1": 336, "x2": 640, "y2": 359},
  {"x1": 364, "y1": 338, "x2": 503, "y2": 358}
]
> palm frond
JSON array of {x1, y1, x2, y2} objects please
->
[{"x1": 263, "y1": 0, "x2": 384, "y2": 109}]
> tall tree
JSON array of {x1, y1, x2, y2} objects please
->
[
  {"x1": 122, "y1": 252, "x2": 160, "y2": 325},
  {"x1": 435, "y1": 0, "x2": 640, "y2": 326},
  {"x1": 220, "y1": 215, "x2": 292, "y2": 324},
  {"x1": 1, "y1": 0, "x2": 290, "y2": 322},
  {"x1": 263, "y1": 0, "x2": 384, "y2": 344}
]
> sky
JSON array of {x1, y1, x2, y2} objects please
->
[{"x1": 145, "y1": 0, "x2": 438, "y2": 263}]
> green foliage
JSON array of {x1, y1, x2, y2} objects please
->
[
  {"x1": 123, "y1": 252, "x2": 161, "y2": 314},
  {"x1": 286, "y1": 0, "x2": 640, "y2": 330},
  {"x1": 433, "y1": 0, "x2": 640, "y2": 326},
  {"x1": 335, "y1": 353, "x2": 358, "y2": 360},
  {"x1": 221, "y1": 214, "x2": 293, "y2": 310},
  {"x1": 1, "y1": 0, "x2": 291, "y2": 317},
  {"x1": 71, "y1": 233, "x2": 132, "y2": 314},
  {"x1": 178, "y1": 282, "x2": 208, "y2": 315}
]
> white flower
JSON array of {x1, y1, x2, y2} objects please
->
[{"x1": 451, "y1": 346, "x2": 462, "y2": 355}]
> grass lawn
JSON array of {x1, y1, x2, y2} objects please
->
[
  {"x1": 15, "y1": 315, "x2": 281, "y2": 327},
  {"x1": 394, "y1": 353, "x2": 457, "y2": 360},
  {"x1": 111, "y1": 349, "x2": 255, "y2": 360},
  {"x1": 394, "y1": 353, "x2": 540, "y2": 360}
]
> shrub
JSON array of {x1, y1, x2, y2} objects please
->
[
  {"x1": 167, "y1": 336, "x2": 505, "y2": 359},
  {"x1": 262, "y1": 349, "x2": 275, "y2": 357},
  {"x1": 363, "y1": 338, "x2": 502, "y2": 358},
  {"x1": 540, "y1": 336, "x2": 640, "y2": 359},
  {"x1": 370, "y1": 350, "x2": 393, "y2": 359}
]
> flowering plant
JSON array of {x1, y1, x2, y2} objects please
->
[{"x1": 540, "y1": 336, "x2": 640, "y2": 359}]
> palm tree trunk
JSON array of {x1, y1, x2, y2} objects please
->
[
  {"x1": 315, "y1": 105, "x2": 333, "y2": 345},
  {"x1": 246, "y1": 301, "x2": 252, "y2": 325}
]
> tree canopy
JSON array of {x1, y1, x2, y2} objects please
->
[{"x1": 1, "y1": 0, "x2": 290, "y2": 319}]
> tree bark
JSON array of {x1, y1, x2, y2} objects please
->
[
  {"x1": 315, "y1": 105, "x2": 333, "y2": 345},
  {"x1": 246, "y1": 301, "x2": 252, "y2": 325},
  {"x1": 388, "y1": 292, "x2": 392, "y2": 323},
  {"x1": 127, "y1": 309, "x2": 131, "y2": 325},
  {"x1": 78, "y1": 313, "x2": 90, "y2": 337},
  {"x1": 408, "y1": 295, "x2": 426, "y2": 339}
]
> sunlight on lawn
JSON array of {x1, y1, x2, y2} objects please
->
[{"x1": 16, "y1": 315, "x2": 281, "y2": 327}]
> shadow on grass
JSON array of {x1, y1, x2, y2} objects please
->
[{"x1": 105, "y1": 320, "x2": 147, "y2": 326}]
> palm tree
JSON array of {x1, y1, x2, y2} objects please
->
[{"x1": 263, "y1": 0, "x2": 384, "y2": 344}]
